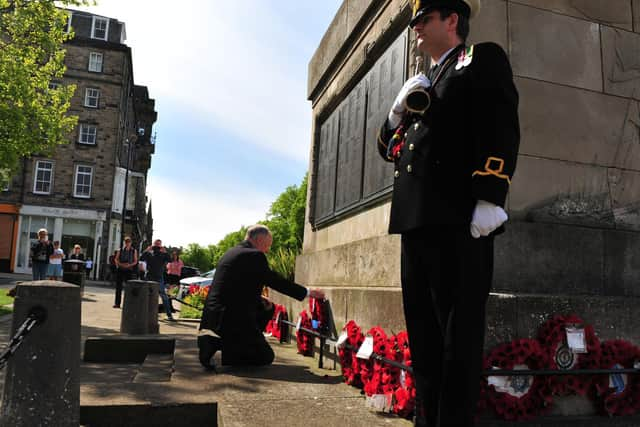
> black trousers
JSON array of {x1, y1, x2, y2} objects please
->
[
  {"x1": 401, "y1": 227, "x2": 493, "y2": 427},
  {"x1": 221, "y1": 302, "x2": 275, "y2": 366},
  {"x1": 115, "y1": 269, "x2": 135, "y2": 307}
]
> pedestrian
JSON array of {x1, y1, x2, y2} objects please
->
[
  {"x1": 48, "y1": 241, "x2": 64, "y2": 281},
  {"x1": 113, "y1": 236, "x2": 138, "y2": 309},
  {"x1": 85, "y1": 258, "x2": 93, "y2": 279},
  {"x1": 197, "y1": 224, "x2": 324, "y2": 371},
  {"x1": 69, "y1": 244, "x2": 85, "y2": 261},
  {"x1": 166, "y1": 251, "x2": 183, "y2": 286},
  {"x1": 140, "y1": 239, "x2": 173, "y2": 320},
  {"x1": 377, "y1": 1, "x2": 520, "y2": 425},
  {"x1": 30, "y1": 228, "x2": 53, "y2": 281}
]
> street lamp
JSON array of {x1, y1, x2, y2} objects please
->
[{"x1": 120, "y1": 127, "x2": 145, "y2": 248}]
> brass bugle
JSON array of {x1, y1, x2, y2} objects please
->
[{"x1": 404, "y1": 56, "x2": 431, "y2": 115}]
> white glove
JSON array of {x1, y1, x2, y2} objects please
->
[
  {"x1": 387, "y1": 74, "x2": 431, "y2": 128},
  {"x1": 470, "y1": 200, "x2": 508, "y2": 238}
]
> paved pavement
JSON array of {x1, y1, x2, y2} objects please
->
[{"x1": 0, "y1": 277, "x2": 411, "y2": 426}]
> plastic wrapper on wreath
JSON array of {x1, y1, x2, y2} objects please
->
[
  {"x1": 595, "y1": 340, "x2": 640, "y2": 416},
  {"x1": 338, "y1": 320, "x2": 364, "y2": 387},
  {"x1": 537, "y1": 314, "x2": 601, "y2": 396},
  {"x1": 393, "y1": 331, "x2": 416, "y2": 418},
  {"x1": 484, "y1": 338, "x2": 553, "y2": 421},
  {"x1": 295, "y1": 310, "x2": 313, "y2": 356},
  {"x1": 264, "y1": 304, "x2": 287, "y2": 340},
  {"x1": 309, "y1": 297, "x2": 329, "y2": 336}
]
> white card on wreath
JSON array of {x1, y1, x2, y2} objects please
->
[
  {"x1": 336, "y1": 331, "x2": 348, "y2": 348},
  {"x1": 356, "y1": 336, "x2": 374, "y2": 359},
  {"x1": 566, "y1": 326, "x2": 587, "y2": 353},
  {"x1": 296, "y1": 317, "x2": 302, "y2": 331}
]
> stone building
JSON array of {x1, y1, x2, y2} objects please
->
[
  {"x1": 281, "y1": 0, "x2": 640, "y2": 353},
  {"x1": 0, "y1": 10, "x2": 157, "y2": 278}
]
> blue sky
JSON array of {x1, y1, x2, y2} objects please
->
[{"x1": 77, "y1": 1, "x2": 343, "y2": 246}]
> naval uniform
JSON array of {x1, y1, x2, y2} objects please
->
[{"x1": 378, "y1": 42, "x2": 520, "y2": 426}]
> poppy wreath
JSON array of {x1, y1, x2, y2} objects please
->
[
  {"x1": 537, "y1": 314, "x2": 601, "y2": 396},
  {"x1": 362, "y1": 326, "x2": 388, "y2": 396},
  {"x1": 393, "y1": 331, "x2": 416, "y2": 418},
  {"x1": 309, "y1": 297, "x2": 329, "y2": 335},
  {"x1": 594, "y1": 340, "x2": 640, "y2": 416},
  {"x1": 264, "y1": 304, "x2": 287, "y2": 340},
  {"x1": 338, "y1": 320, "x2": 365, "y2": 387},
  {"x1": 296, "y1": 310, "x2": 314, "y2": 356},
  {"x1": 484, "y1": 338, "x2": 553, "y2": 421}
]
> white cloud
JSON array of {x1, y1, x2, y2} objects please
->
[
  {"x1": 74, "y1": 0, "x2": 314, "y2": 163},
  {"x1": 147, "y1": 175, "x2": 273, "y2": 247}
]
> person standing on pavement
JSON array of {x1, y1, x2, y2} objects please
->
[
  {"x1": 85, "y1": 258, "x2": 93, "y2": 279},
  {"x1": 166, "y1": 251, "x2": 184, "y2": 286},
  {"x1": 113, "y1": 236, "x2": 138, "y2": 309},
  {"x1": 69, "y1": 244, "x2": 85, "y2": 261},
  {"x1": 48, "y1": 241, "x2": 64, "y2": 281},
  {"x1": 30, "y1": 228, "x2": 53, "y2": 281},
  {"x1": 197, "y1": 224, "x2": 324, "y2": 371},
  {"x1": 140, "y1": 239, "x2": 173, "y2": 321},
  {"x1": 376, "y1": 1, "x2": 520, "y2": 425}
]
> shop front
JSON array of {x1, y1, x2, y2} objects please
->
[
  {"x1": 0, "y1": 204, "x2": 20, "y2": 273},
  {"x1": 15, "y1": 205, "x2": 106, "y2": 278}
]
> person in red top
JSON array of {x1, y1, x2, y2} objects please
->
[{"x1": 166, "y1": 251, "x2": 184, "y2": 286}]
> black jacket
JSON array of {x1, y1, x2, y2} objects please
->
[
  {"x1": 378, "y1": 42, "x2": 520, "y2": 234},
  {"x1": 140, "y1": 249, "x2": 170, "y2": 282},
  {"x1": 199, "y1": 240, "x2": 307, "y2": 335}
]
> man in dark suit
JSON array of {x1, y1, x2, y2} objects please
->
[
  {"x1": 377, "y1": 1, "x2": 519, "y2": 425},
  {"x1": 198, "y1": 224, "x2": 324, "y2": 370}
]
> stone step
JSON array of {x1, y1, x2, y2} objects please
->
[{"x1": 133, "y1": 353, "x2": 174, "y2": 383}]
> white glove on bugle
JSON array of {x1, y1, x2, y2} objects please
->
[
  {"x1": 470, "y1": 200, "x2": 508, "y2": 238},
  {"x1": 387, "y1": 74, "x2": 431, "y2": 129}
]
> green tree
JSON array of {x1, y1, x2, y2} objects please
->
[
  {"x1": 0, "y1": 0, "x2": 86, "y2": 185},
  {"x1": 211, "y1": 227, "x2": 247, "y2": 267},
  {"x1": 265, "y1": 174, "x2": 307, "y2": 254},
  {"x1": 181, "y1": 243, "x2": 213, "y2": 272}
]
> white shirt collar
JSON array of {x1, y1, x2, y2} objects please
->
[{"x1": 431, "y1": 46, "x2": 458, "y2": 68}]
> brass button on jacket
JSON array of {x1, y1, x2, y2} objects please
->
[
  {"x1": 407, "y1": 164, "x2": 413, "y2": 173},
  {"x1": 394, "y1": 170, "x2": 400, "y2": 178},
  {"x1": 409, "y1": 144, "x2": 415, "y2": 151}
]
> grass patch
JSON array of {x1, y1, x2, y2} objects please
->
[
  {"x1": 0, "y1": 306, "x2": 11, "y2": 317},
  {"x1": 0, "y1": 290, "x2": 13, "y2": 307},
  {"x1": 178, "y1": 294, "x2": 203, "y2": 319}
]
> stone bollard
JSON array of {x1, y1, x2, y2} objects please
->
[
  {"x1": 147, "y1": 281, "x2": 160, "y2": 334},
  {"x1": 120, "y1": 280, "x2": 149, "y2": 335},
  {"x1": 0, "y1": 280, "x2": 81, "y2": 427},
  {"x1": 62, "y1": 259, "x2": 86, "y2": 296}
]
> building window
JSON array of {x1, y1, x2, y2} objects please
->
[
  {"x1": 88, "y1": 52, "x2": 103, "y2": 73},
  {"x1": 74, "y1": 165, "x2": 93, "y2": 198},
  {"x1": 79, "y1": 124, "x2": 97, "y2": 145},
  {"x1": 33, "y1": 161, "x2": 54, "y2": 195},
  {"x1": 91, "y1": 16, "x2": 109, "y2": 40},
  {"x1": 84, "y1": 88, "x2": 100, "y2": 108}
]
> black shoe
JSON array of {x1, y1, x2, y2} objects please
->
[{"x1": 198, "y1": 335, "x2": 222, "y2": 372}]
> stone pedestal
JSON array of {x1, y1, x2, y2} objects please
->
[
  {"x1": 0, "y1": 280, "x2": 80, "y2": 427},
  {"x1": 120, "y1": 280, "x2": 150, "y2": 335}
]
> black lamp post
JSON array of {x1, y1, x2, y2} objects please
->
[{"x1": 120, "y1": 127, "x2": 144, "y2": 247}]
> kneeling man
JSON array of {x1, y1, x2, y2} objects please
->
[{"x1": 198, "y1": 224, "x2": 323, "y2": 370}]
